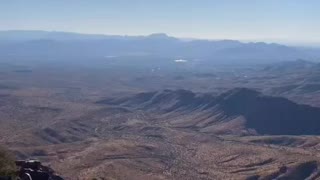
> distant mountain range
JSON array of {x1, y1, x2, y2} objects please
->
[{"x1": 0, "y1": 30, "x2": 319, "y2": 63}]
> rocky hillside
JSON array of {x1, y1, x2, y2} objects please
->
[
  {"x1": 98, "y1": 88, "x2": 320, "y2": 135},
  {"x1": 0, "y1": 147, "x2": 16, "y2": 176}
]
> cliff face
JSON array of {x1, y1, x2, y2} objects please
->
[{"x1": 99, "y1": 88, "x2": 320, "y2": 135}]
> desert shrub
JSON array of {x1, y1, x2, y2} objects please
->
[{"x1": 0, "y1": 146, "x2": 16, "y2": 176}]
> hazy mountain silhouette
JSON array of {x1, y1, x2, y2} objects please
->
[{"x1": 0, "y1": 30, "x2": 318, "y2": 63}]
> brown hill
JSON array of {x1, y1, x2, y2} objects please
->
[{"x1": 98, "y1": 88, "x2": 320, "y2": 135}]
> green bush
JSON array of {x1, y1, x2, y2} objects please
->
[{"x1": 0, "y1": 146, "x2": 17, "y2": 176}]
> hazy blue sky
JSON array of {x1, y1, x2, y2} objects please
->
[{"x1": 1, "y1": 0, "x2": 319, "y2": 45}]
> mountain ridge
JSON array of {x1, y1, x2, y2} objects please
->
[
  {"x1": 98, "y1": 88, "x2": 320, "y2": 135},
  {"x1": 0, "y1": 30, "x2": 318, "y2": 63}
]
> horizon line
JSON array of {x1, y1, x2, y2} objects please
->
[{"x1": 1, "y1": 29, "x2": 320, "y2": 48}]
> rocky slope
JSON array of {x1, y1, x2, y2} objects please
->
[
  {"x1": 98, "y1": 88, "x2": 320, "y2": 135},
  {"x1": 4, "y1": 87, "x2": 320, "y2": 179}
]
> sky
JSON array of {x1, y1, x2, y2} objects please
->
[{"x1": 0, "y1": 0, "x2": 319, "y2": 46}]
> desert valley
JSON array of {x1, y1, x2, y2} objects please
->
[{"x1": 0, "y1": 31, "x2": 320, "y2": 179}]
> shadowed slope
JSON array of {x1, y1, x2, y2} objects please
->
[{"x1": 98, "y1": 88, "x2": 320, "y2": 135}]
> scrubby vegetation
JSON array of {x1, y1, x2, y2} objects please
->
[{"x1": 0, "y1": 146, "x2": 16, "y2": 176}]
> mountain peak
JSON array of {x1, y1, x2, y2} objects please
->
[{"x1": 147, "y1": 33, "x2": 171, "y2": 39}]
